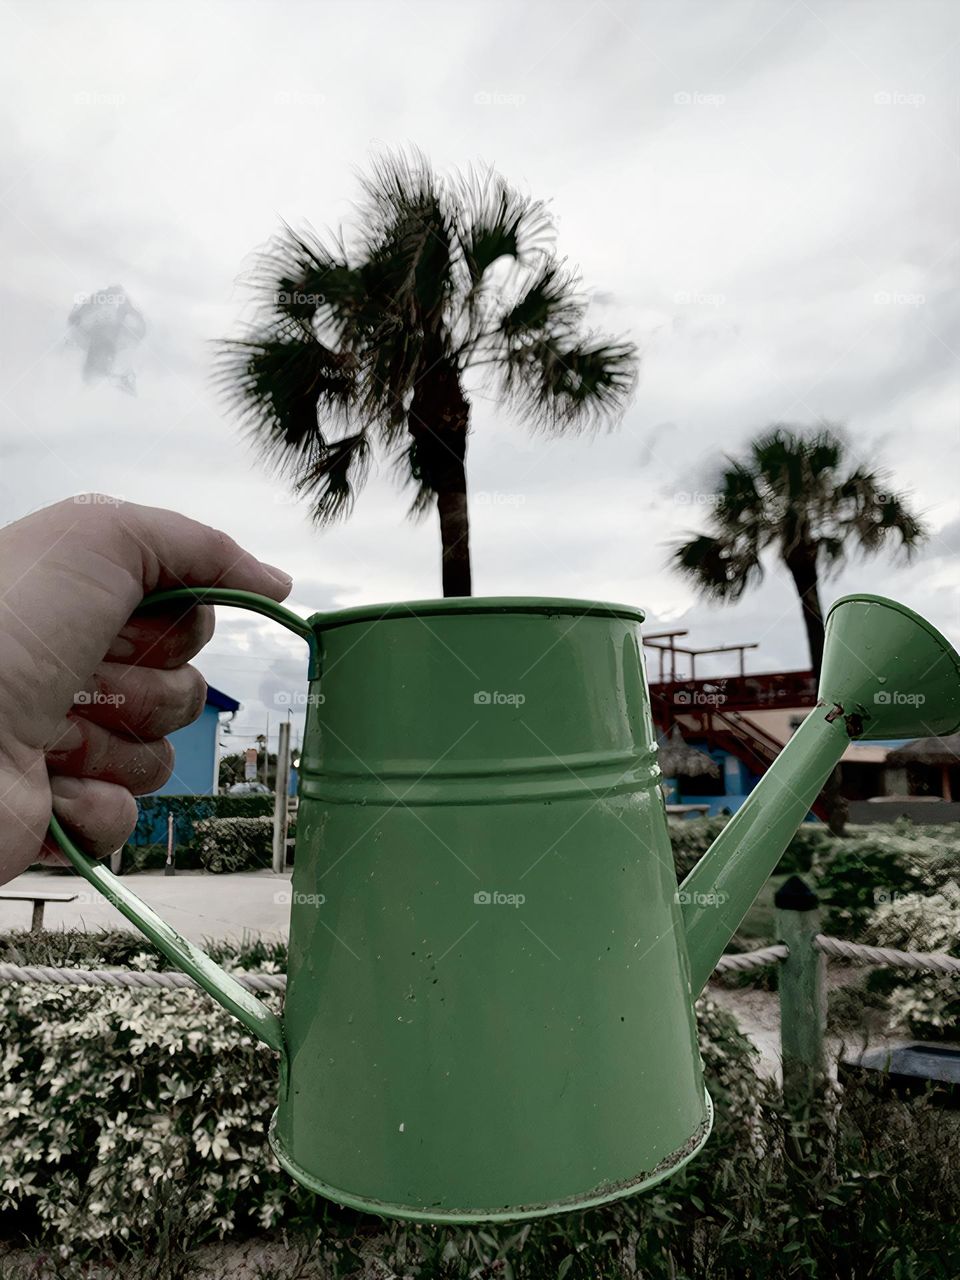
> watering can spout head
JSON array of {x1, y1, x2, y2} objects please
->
[{"x1": 678, "y1": 594, "x2": 960, "y2": 995}]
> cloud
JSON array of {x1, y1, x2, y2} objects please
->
[{"x1": 66, "y1": 283, "x2": 145, "y2": 393}]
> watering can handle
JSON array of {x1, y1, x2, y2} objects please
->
[{"x1": 46, "y1": 586, "x2": 319, "y2": 1060}]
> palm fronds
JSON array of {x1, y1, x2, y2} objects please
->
[
  {"x1": 214, "y1": 326, "x2": 355, "y2": 458},
  {"x1": 499, "y1": 331, "x2": 638, "y2": 431},
  {"x1": 671, "y1": 423, "x2": 927, "y2": 607},
  {"x1": 672, "y1": 533, "x2": 764, "y2": 601},
  {"x1": 216, "y1": 146, "x2": 639, "y2": 525}
]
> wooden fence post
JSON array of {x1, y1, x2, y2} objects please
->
[{"x1": 775, "y1": 874, "x2": 827, "y2": 1103}]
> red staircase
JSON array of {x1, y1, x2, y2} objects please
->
[
  {"x1": 695, "y1": 707, "x2": 829, "y2": 822},
  {"x1": 646, "y1": 642, "x2": 827, "y2": 820}
]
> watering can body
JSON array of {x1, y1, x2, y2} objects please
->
[
  {"x1": 50, "y1": 590, "x2": 960, "y2": 1222},
  {"x1": 274, "y1": 599, "x2": 710, "y2": 1219}
]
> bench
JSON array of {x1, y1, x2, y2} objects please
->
[
  {"x1": 0, "y1": 889, "x2": 78, "y2": 930},
  {"x1": 665, "y1": 803, "x2": 712, "y2": 818}
]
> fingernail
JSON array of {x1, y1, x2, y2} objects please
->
[{"x1": 262, "y1": 563, "x2": 293, "y2": 590}]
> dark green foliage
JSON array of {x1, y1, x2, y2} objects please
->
[
  {"x1": 668, "y1": 817, "x2": 829, "y2": 884},
  {"x1": 204, "y1": 934, "x2": 290, "y2": 972},
  {"x1": 812, "y1": 835, "x2": 926, "y2": 934},
  {"x1": 671, "y1": 818, "x2": 957, "y2": 942},
  {"x1": 775, "y1": 821, "x2": 833, "y2": 873},
  {"x1": 123, "y1": 794, "x2": 275, "y2": 868},
  {"x1": 668, "y1": 817, "x2": 729, "y2": 881},
  {"x1": 194, "y1": 816, "x2": 273, "y2": 873},
  {"x1": 827, "y1": 978, "x2": 889, "y2": 1032},
  {"x1": 121, "y1": 841, "x2": 205, "y2": 872},
  {"x1": 862, "y1": 879, "x2": 960, "y2": 1039}
]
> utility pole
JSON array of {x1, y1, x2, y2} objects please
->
[{"x1": 272, "y1": 719, "x2": 291, "y2": 874}]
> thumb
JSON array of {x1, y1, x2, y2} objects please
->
[{"x1": 113, "y1": 500, "x2": 294, "y2": 601}]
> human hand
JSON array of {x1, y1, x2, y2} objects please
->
[{"x1": 0, "y1": 496, "x2": 292, "y2": 884}]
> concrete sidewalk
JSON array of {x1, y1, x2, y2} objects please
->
[{"x1": 0, "y1": 870, "x2": 293, "y2": 946}]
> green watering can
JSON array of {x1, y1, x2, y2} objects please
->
[{"x1": 50, "y1": 589, "x2": 960, "y2": 1222}]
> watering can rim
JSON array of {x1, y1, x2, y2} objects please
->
[{"x1": 305, "y1": 594, "x2": 647, "y2": 632}]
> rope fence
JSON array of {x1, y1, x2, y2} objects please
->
[
  {"x1": 0, "y1": 964, "x2": 286, "y2": 991},
  {"x1": 1, "y1": 934, "x2": 958, "y2": 990},
  {"x1": 814, "y1": 934, "x2": 960, "y2": 975},
  {"x1": 714, "y1": 937, "x2": 960, "y2": 976},
  {"x1": 712, "y1": 943, "x2": 788, "y2": 973}
]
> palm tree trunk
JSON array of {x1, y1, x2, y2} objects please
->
[
  {"x1": 785, "y1": 546, "x2": 826, "y2": 675},
  {"x1": 409, "y1": 346, "x2": 472, "y2": 597},
  {"x1": 437, "y1": 485, "x2": 471, "y2": 597},
  {"x1": 785, "y1": 544, "x2": 847, "y2": 835}
]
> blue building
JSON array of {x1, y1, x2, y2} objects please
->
[{"x1": 150, "y1": 684, "x2": 240, "y2": 796}]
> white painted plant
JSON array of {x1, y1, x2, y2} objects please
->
[{"x1": 867, "y1": 881, "x2": 960, "y2": 1037}]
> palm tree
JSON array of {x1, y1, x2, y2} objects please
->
[
  {"x1": 216, "y1": 149, "x2": 638, "y2": 596},
  {"x1": 672, "y1": 424, "x2": 926, "y2": 674},
  {"x1": 672, "y1": 425, "x2": 926, "y2": 834}
]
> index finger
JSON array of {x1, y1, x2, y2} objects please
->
[{"x1": 105, "y1": 602, "x2": 215, "y2": 669}]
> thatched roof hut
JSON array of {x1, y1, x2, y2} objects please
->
[
  {"x1": 886, "y1": 733, "x2": 960, "y2": 802},
  {"x1": 886, "y1": 734, "x2": 960, "y2": 766},
  {"x1": 656, "y1": 726, "x2": 720, "y2": 778}
]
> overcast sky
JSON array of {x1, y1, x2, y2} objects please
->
[{"x1": 1, "y1": 0, "x2": 957, "y2": 753}]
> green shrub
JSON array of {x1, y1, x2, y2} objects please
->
[
  {"x1": 863, "y1": 881, "x2": 960, "y2": 1039},
  {"x1": 331, "y1": 1077, "x2": 960, "y2": 1280},
  {"x1": 204, "y1": 934, "x2": 290, "y2": 972},
  {"x1": 0, "y1": 931, "x2": 759, "y2": 1262},
  {"x1": 774, "y1": 821, "x2": 832, "y2": 874},
  {"x1": 692, "y1": 994, "x2": 761, "y2": 1153},
  {"x1": 0, "y1": 928, "x2": 166, "y2": 970},
  {"x1": 813, "y1": 833, "x2": 926, "y2": 934},
  {"x1": 212, "y1": 795, "x2": 276, "y2": 820},
  {"x1": 194, "y1": 817, "x2": 273, "y2": 873},
  {"x1": 668, "y1": 817, "x2": 729, "y2": 880},
  {"x1": 827, "y1": 978, "x2": 889, "y2": 1032},
  {"x1": 120, "y1": 841, "x2": 205, "y2": 873},
  {"x1": 669, "y1": 817, "x2": 829, "y2": 884},
  {"x1": 128, "y1": 795, "x2": 274, "y2": 853},
  {"x1": 880, "y1": 824, "x2": 960, "y2": 892},
  {"x1": 3, "y1": 930, "x2": 959, "y2": 1275},
  {"x1": 0, "y1": 952, "x2": 300, "y2": 1253}
]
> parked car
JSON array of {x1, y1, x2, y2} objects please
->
[{"x1": 226, "y1": 781, "x2": 272, "y2": 796}]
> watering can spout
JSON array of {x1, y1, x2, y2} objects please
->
[{"x1": 678, "y1": 594, "x2": 960, "y2": 995}]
